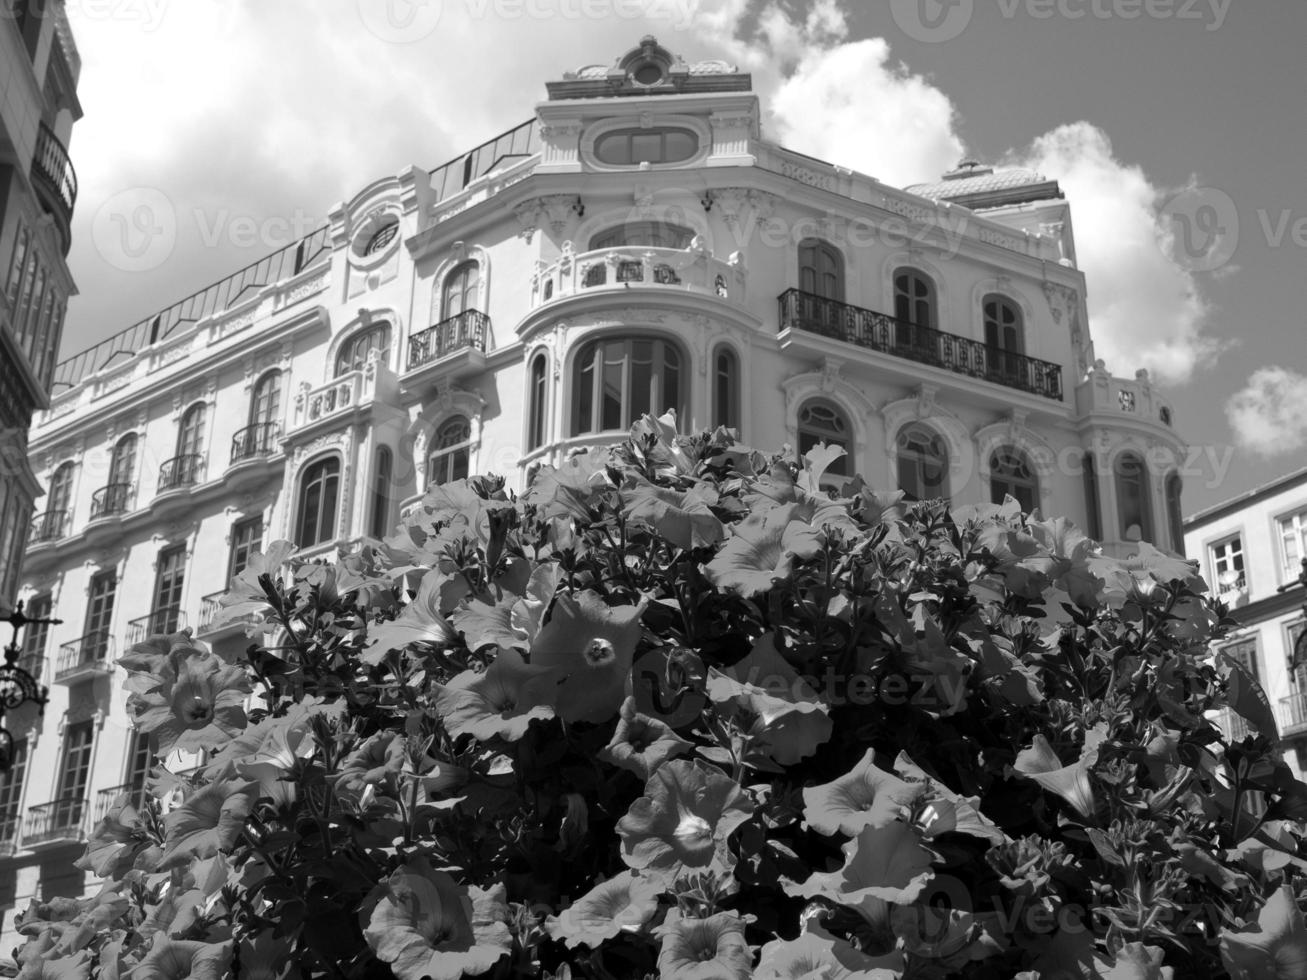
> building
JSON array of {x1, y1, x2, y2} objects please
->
[
  {"x1": 0, "y1": 0, "x2": 80, "y2": 609},
  {"x1": 1, "y1": 37, "x2": 1187, "y2": 950},
  {"x1": 1184, "y1": 467, "x2": 1307, "y2": 777}
]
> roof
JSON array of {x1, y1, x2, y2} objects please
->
[
  {"x1": 906, "y1": 160, "x2": 1062, "y2": 209},
  {"x1": 1184, "y1": 464, "x2": 1307, "y2": 532}
]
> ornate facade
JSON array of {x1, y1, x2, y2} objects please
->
[{"x1": 1, "y1": 37, "x2": 1186, "y2": 951}]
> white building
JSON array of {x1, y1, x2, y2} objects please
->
[
  {"x1": 1, "y1": 37, "x2": 1187, "y2": 949},
  {"x1": 1184, "y1": 467, "x2": 1307, "y2": 776}
]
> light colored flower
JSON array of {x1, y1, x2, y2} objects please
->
[
  {"x1": 545, "y1": 871, "x2": 662, "y2": 948},
  {"x1": 128, "y1": 649, "x2": 251, "y2": 755},
  {"x1": 802, "y1": 749, "x2": 920, "y2": 837},
  {"x1": 158, "y1": 778, "x2": 258, "y2": 869},
  {"x1": 434, "y1": 648, "x2": 558, "y2": 741},
  {"x1": 1013, "y1": 724, "x2": 1108, "y2": 821},
  {"x1": 755, "y1": 925, "x2": 904, "y2": 979},
  {"x1": 1221, "y1": 885, "x2": 1307, "y2": 980},
  {"x1": 529, "y1": 591, "x2": 647, "y2": 724},
  {"x1": 127, "y1": 936, "x2": 232, "y2": 980},
  {"x1": 655, "y1": 910, "x2": 752, "y2": 980},
  {"x1": 621, "y1": 482, "x2": 725, "y2": 551},
  {"x1": 598, "y1": 697, "x2": 692, "y2": 779},
  {"x1": 703, "y1": 504, "x2": 824, "y2": 597}
]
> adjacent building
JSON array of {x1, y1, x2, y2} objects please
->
[
  {"x1": 1, "y1": 37, "x2": 1187, "y2": 950},
  {"x1": 1184, "y1": 467, "x2": 1307, "y2": 777}
]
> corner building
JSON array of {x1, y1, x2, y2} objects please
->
[{"x1": 2, "y1": 38, "x2": 1187, "y2": 950}]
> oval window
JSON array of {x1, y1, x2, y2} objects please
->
[{"x1": 594, "y1": 127, "x2": 699, "y2": 167}]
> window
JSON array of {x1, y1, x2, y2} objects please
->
[
  {"x1": 1165, "y1": 473, "x2": 1184, "y2": 552},
  {"x1": 1114, "y1": 451, "x2": 1152, "y2": 541},
  {"x1": 364, "y1": 220, "x2": 398, "y2": 256},
  {"x1": 370, "y1": 447, "x2": 393, "y2": 539},
  {"x1": 6, "y1": 224, "x2": 29, "y2": 307},
  {"x1": 797, "y1": 400, "x2": 851, "y2": 478},
  {"x1": 894, "y1": 268, "x2": 936, "y2": 329},
  {"x1": 0, "y1": 740, "x2": 28, "y2": 838},
  {"x1": 251, "y1": 371, "x2": 282, "y2": 427},
  {"x1": 528, "y1": 354, "x2": 548, "y2": 451},
  {"x1": 897, "y1": 425, "x2": 950, "y2": 502},
  {"x1": 441, "y1": 261, "x2": 480, "y2": 321},
  {"x1": 229, "y1": 517, "x2": 264, "y2": 580},
  {"x1": 1210, "y1": 536, "x2": 1246, "y2": 592},
  {"x1": 296, "y1": 457, "x2": 341, "y2": 548},
  {"x1": 110, "y1": 434, "x2": 138, "y2": 486},
  {"x1": 40, "y1": 462, "x2": 74, "y2": 539},
  {"x1": 1280, "y1": 511, "x2": 1307, "y2": 581},
  {"x1": 990, "y1": 446, "x2": 1039, "y2": 514},
  {"x1": 172, "y1": 403, "x2": 206, "y2": 486},
  {"x1": 798, "y1": 240, "x2": 843, "y2": 302},
  {"x1": 152, "y1": 545, "x2": 187, "y2": 635},
  {"x1": 85, "y1": 571, "x2": 117, "y2": 661},
  {"x1": 428, "y1": 418, "x2": 471, "y2": 486},
  {"x1": 594, "y1": 127, "x2": 699, "y2": 166},
  {"x1": 571, "y1": 337, "x2": 683, "y2": 436},
  {"x1": 58, "y1": 721, "x2": 94, "y2": 818},
  {"x1": 1223, "y1": 638, "x2": 1260, "y2": 682},
  {"x1": 20, "y1": 594, "x2": 52, "y2": 676},
  {"x1": 1292, "y1": 622, "x2": 1307, "y2": 689},
  {"x1": 1083, "y1": 453, "x2": 1103, "y2": 541},
  {"x1": 335, "y1": 324, "x2": 391, "y2": 377},
  {"x1": 713, "y1": 347, "x2": 739, "y2": 431},
  {"x1": 125, "y1": 730, "x2": 152, "y2": 807},
  {"x1": 984, "y1": 295, "x2": 1025, "y2": 382},
  {"x1": 590, "y1": 222, "x2": 695, "y2": 250}
]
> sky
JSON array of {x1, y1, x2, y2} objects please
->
[{"x1": 56, "y1": 0, "x2": 1307, "y2": 515}]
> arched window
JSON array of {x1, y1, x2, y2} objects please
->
[
  {"x1": 1165, "y1": 472, "x2": 1184, "y2": 551},
  {"x1": 894, "y1": 268, "x2": 936, "y2": 329},
  {"x1": 990, "y1": 446, "x2": 1039, "y2": 514},
  {"x1": 528, "y1": 354, "x2": 548, "y2": 451},
  {"x1": 797, "y1": 400, "x2": 851, "y2": 478},
  {"x1": 1114, "y1": 451, "x2": 1152, "y2": 541},
  {"x1": 428, "y1": 417, "x2": 472, "y2": 486},
  {"x1": 798, "y1": 239, "x2": 843, "y2": 302},
  {"x1": 177, "y1": 403, "x2": 206, "y2": 458},
  {"x1": 109, "y1": 434, "x2": 137, "y2": 486},
  {"x1": 441, "y1": 261, "x2": 481, "y2": 321},
  {"x1": 571, "y1": 337, "x2": 683, "y2": 435},
  {"x1": 335, "y1": 323, "x2": 391, "y2": 377},
  {"x1": 984, "y1": 295, "x2": 1024, "y2": 383},
  {"x1": 590, "y1": 222, "x2": 695, "y2": 250},
  {"x1": 897, "y1": 425, "x2": 950, "y2": 502},
  {"x1": 250, "y1": 370, "x2": 281, "y2": 427},
  {"x1": 370, "y1": 447, "x2": 393, "y2": 540},
  {"x1": 1083, "y1": 452, "x2": 1103, "y2": 541},
  {"x1": 713, "y1": 346, "x2": 739, "y2": 431},
  {"x1": 47, "y1": 462, "x2": 74, "y2": 517},
  {"x1": 296, "y1": 457, "x2": 341, "y2": 548}
]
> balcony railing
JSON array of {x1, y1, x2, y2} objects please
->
[
  {"x1": 157, "y1": 454, "x2": 204, "y2": 492},
  {"x1": 777, "y1": 289, "x2": 1064, "y2": 402},
  {"x1": 532, "y1": 244, "x2": 746, "y2": 309},
  {"x1": 29, "y1": 510, "x2": 69, "y2": 545},
  {"x1": 231, "y1": 422, "x2": 281, "y2": 463},
  {"x1": 31, "y1": 123, "x2": 78, "y2": 250},
  {"x1": 94, "y1": 783, "x2": 149, "y2": 824},
  {"x1": 23, "y1": 798, "x2": 86, "y2": 847},
  {"x1": 125, "y1": 607, "x2": 187, "y2": 648},
  {"x1": 197, "y1": 591, "x2": 262, "y2": 636},
  {"x1": 1280, "y1": 693, "x2": 1307, "y2": 736},
  {"x1": 90, "y1": 483, "x2": 133, "y2": 520},
  {"x1": 408, "y1": 310, "x2": 490, "y2": 371},
  {"x1": 55, "y1": 631, "x2": 114, "y2": 682}
]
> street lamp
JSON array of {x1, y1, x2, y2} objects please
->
[{"x1": 0, "y1": 601, "x2": 56, "y2": 772}]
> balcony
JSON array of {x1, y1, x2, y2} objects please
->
[
  {"x1": 54, "y1": 631, "x2": 114, "y2": 684},
  {"x1": 157, "y1": 454, "x2": 204, "y2": 493},
  {"x1": 227, "y1": 422, "x2": 283, "y2": 491},
  {"x1": 531, "y1": 244, "x2": 747, "y2": 310},
  {"x1": 89, "y1": 483, "x2": 133, "y2": 521},
  {"x1": 196, "y1": 591, "x2": 262, "y2": 639},
  {"x1": 1075, "y1": 363, "x2": 1176, "y2": 430},
  {"x1": 23, "y1": 798, "x2": 86, "y2": 847},
  {"x1": 407, "y1": 309, "x2": 490, "y2": 373},
  {"x1": 31, "y1": 123, "x2": 78, "y2": 254},
  {"x1": 777, "y1": 290, "x2": 1064, "y2": 402},
  {"x1": 1280, "y1": 694, "x2": 1307, "y2": 737},
  {"x1": 28, "y1": 510, "x2": 69, "y2": 546},
  {"x1": 94, "y1": 783, "x2": 149, "y2": 824},
  {"x1": 290, "y1": 361, "x2": 398, "y2": 435},
  {"x1": 125, "y1": 607, "x2": 187, "y2": 648}
]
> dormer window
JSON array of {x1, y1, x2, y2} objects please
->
[{"x1": 594, "y1": 127, "x2": 698, "y2": 167}]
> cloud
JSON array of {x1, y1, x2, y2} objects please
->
[
  {"x1": 1014, "y1": 124, "x2": 1224, "y2": 386},
  {"x1": 1226, "y1": 367, "x2": 1307, "y2": 457}
]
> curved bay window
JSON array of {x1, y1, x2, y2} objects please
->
[
  {"x1": 1165, "y1": 472, "x2": 1184, "y2": 551},
  {"x1": 528, "y1": 354, "x2": 549, "y2": 451},
  {"x1": 335, "y1": 323, "x2": 391, "y2": 377},
  {"x1": 441, "y1": 261, "x2": 480, "y2": 321},
  {"x1": 796, "y1": 400, "x2": 851, "y2": 478},
  {"x1": 799, "y1": 239, "x2": 843, "y2": 302},
  {"x1": 1114, "y1": 451, "x2": 1152, "y2": 541},
  {"x1": 990, "y1": 446, "x2": 1039, "y2": 514},
  {"x1": 713, "y1": 346, "x2": 739, "y2": 431},
  {"x1": 428, "y1": 417, "x2": 472, "y2": 486},
  {"x1": 296, "y1": 457, "x2": 341, "y2": 548},
  {"x1": 897, "y1": 425, "x2": 950, "y2": 502},
  {"x1": 590, "y1": 222, "x2": 695, "y2": 250},
  {"x1": 571, "y1": 337, "x2": 683, "y2": 436}
]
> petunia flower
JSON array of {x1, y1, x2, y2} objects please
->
[
  {"x1": 545, "y1": 870, "x2": 663, "y2": 949},
  {"x1": 1221, "y1": 885, "x2": 1307, "y2": 980},
  {"x1": 755, "y1": 924, "x2": 905, "y2": 979},
  {"x1": 128, "y1": 936, "x2": 232, "y2": 980},
  {"x1": 75, "y1": 798, "x2": 162, "y2": 879},
  {"x1": 15, "y1": 950, "x2": 92, "y2": 980},
  {"x1": 621, "y1": 482, "x2": 725, "y2": 551},
  {"x1": 529, "y1": 591, "x2": 647, "y2": 724},
  {"x1": 363, "y1": 567, "x2": 460, "y2": 665},
  {"x1": 893, "y1": 752, "x2": 1005, "y2": 843},
  {"x1": 616, "y1": 759, "x2": 753, "y2": 875},
  {"x1": 158, "y1": 778, "x2": 258, "y2": 869},
  {"x1": 333, "y1": 731, "x2": 408, "y2": 798},
  {"x1": 802, "y1": 749, "x2": 921, "y2": 837},
  {"x1": 654, "y1": 910, "x2": 753, "y2": 980},
  {"x1": 434, "y1": 648, "x2": 558, "y2": 741},
  {"x1": 598, "y1": 697, "x2": 692, "y2": 779},
  {"x1": 703, "y1": 503, "x2": 824, "y2": 597},
  {"x1": 362, "y1": 859, "x2": 511, "y2": 980},
  {"x1": 128, "y1": 648, "x2": 251, "y2": 755},
  {"x1": 1013, "y1": 724, "x2": 1108, "y2": 821},
  {"x1": 1097, "y1": 942, "x2": 1175, "y2": 980}
]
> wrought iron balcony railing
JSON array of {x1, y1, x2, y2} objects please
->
[
  {"x1": 24, "y1": 797, "x2": 86, "y2": 846},
  {"x1": 777, "y1": 289, "x2": 1064, "y2": 402},
  {"x1": 157, "y1": 454, "x2": 204, "y2": 492},
  {"x1": 408, "y1": 310, "x2": 490, "y2": 371},
  {"x1": 55, "y1": 631, "x2": 114, "y2": 682},
  {"x1": 125, "y1": 607, "x2": 187, "y2": 648},
  {"x1": 231, "y1": 422, "x2": 281, "y2": 463},
  {"x1": 28, "y1": 510, "x2": 69, "y2": 545},
  {"x1": 31, "y1": 123, "x2": 78, "y2": 250},
  {"x1": 94, "y1": 783, "x2": 150, "y2": 824},
  {"x1": 90, "y1": 483, "x2": 133, "y2": 520}
]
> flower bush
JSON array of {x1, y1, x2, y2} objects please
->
[{"x1": 19, "y1": 415, "x2": 1307, "y2": 979}]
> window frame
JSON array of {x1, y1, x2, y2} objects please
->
[
  {"x1": 570, "y1": 336, "x2": 685, "y2": 437},
  {"x1": 593, "y1": 127, "x2": 700, "y2": 167},
  {"x1": 441, "y1": 261, "x2": 481, "y2": 321},
  {"x1": 897, "y1": 424, "x2": 951, "y2": 503},
  {"x1": 989, "y1": 445, "x2": 1039, "y2": 514},
  {"x1": 1279, "y1": 510, "x2": 1307, "y2": 583},
  {"x1": 250, "y1": 370, "x2": 282, "y2": 428},
  {"x1": 228, "y1": 516, "x2": 264, "y2": 581},
  {"x1": 109, "y1": 434, "x2": 138, "y2": 487},
  {"x1": 527, "y1": 353, "x2": 549, "y2": 451},
  {"x1": 796, "y1": 399, "x2": 852, "y2": 479},
  {"x1": 370, "y1": 447, "x2": 394, "y2": 539},
  {"x1": 428, "y1": 417, "x2": 472, "y2": 486},
  {"x1": 893, "y1": 268, "x2": 937, "y2": 330},
  {"x1": 1209, "y1": 534, "x2": 1247, "y2": 592},
  {"x1": 712, "y1": 345, "x2": 740, "y2": 432},
  {"x1": 334, "y1": 324, "x2": 391, "y2": 378},
  {"x1": 1113, "y1": 450, "x2": 1153, "y2": 542},
  {"x1": 588, "y1": 222, "x2": 696, "y2": 251},
  {"x1": 296, "y1": 456, "x2": 342, "y2": 549},
  {"x1": 798, "y1": 239, "x2": 844, "y2": 302}
]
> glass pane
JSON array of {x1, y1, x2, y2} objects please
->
[
  {"x1": 601, "y1": 345, "x2": 624, "y2": 431},
  {"x1": 318, "y1": 469, "x2": 339, "y2": 544},
  {"x1": 630, "y1": 133, "x2": 662, "y2": 163},
  {"x1": 630, "y1": 342, "x2": 653, "y2": 421},
  {"x1": 663, "y1": 130, "x2": 697, "y2": 162},
  {"x1": 576, "y1": 355, "x2": 594, "y2": 433}
]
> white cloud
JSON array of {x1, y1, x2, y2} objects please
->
[
  {"x1": 1226, "y1": 367, "x2": 1307, "y2": 457},
  {"x1": 1014, "y1": 124, "x2": 1224, "y2": 386}
]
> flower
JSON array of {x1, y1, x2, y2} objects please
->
[
  {"x1": 364, "y1": 567, "x2": 460, "y2": 664},
  {"x1": 128, "y1": 648, "x2": 251, "y2": 755},
  {"x1": 1097, "y1": 942, "x2": 1175, "y2": 980},
  {"x1": 1221, "y1": 885, "x2": 1307, "y2": 980},
  {"x1": 655, "y1": 910, "x2": 753, "y2": 980},
  {"x1": 545, "y1": 871, "x2": 662, "y2": 948},
  {"x1": 434, "y1": 648, "x2": 558, "y2": 741},
  {"x1": 158, "y1": 778, "x2": 258, "y2": 869},
  {"x1": 529, "y1": 590, "x2": 647, "y2": 724},
  {"x1": 616, "y1": 759, "x2": 753, "y2": 875},
  {"x1": 1013, "y1": 724, "x2": 1109, "y2": 821},
  {"x1": 76, "y1": 798, "x2": 161, "y2": 879},
  {"x1": 621, "y1": 482, "x2": 725, "y2": 551},
  {"x1": 15, "y1": 950, "x2": 92, "y2": 980},
  {"x1": 128, "y1": 936, "x2": 232, "y2": 980},
  {"x1": 755, "y1": 925, "x2": 904, "y2": 979},
  {"x1": 598, "y1": 697, "x2": 692, "y2": 779},
  {"x1": 334, "y1": 731, "x2": 407, "y2": 797},
  {"x1": 703, "y1": 503, "x2": 824, "y2": 597},
  {"x1": 362, "y1": 859, "x2": 511, "y2": 980},
  {"x1": 802, "y1": 749, "x2": 920, "y2": 837}
]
